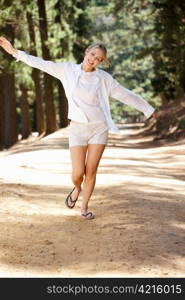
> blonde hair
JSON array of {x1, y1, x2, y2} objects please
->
[{"x1": 85, "y1": 42, "x2": 110, "y2": 66}]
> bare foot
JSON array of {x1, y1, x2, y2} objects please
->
[
  {"x1": 71, "y1": 187, "x2": 81, "y2": 202},
  {"x1": 81, "y1": 204, "x2": 88, "y2": 215},
  {"x1": 81, "y1": 211, "x2": 95, "y2": 220},
  {"x1": 65, "y1": 187, "x2": 82, "y2": 209},
  {"x1": 81, "y1": 204, "x2": 95, "y2": 219}
]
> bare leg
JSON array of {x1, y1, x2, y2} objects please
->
[
  {"x1": 69, "y1": 145, "x2": 87, "y2": 205},
  {"x1": 81, "y1": 144, "x2": 106, "y2": 214}
]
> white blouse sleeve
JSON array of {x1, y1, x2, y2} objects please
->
[
  {"x1": 13, "y1": 50, "x2": 67, "y2": 80},
  {"x1": 109, "y1": 78, "x2": 155, "y2": 118}
]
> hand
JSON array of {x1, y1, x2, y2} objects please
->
[{"x1": 0, "y1": 36, "x2": 18, "y2": 56}]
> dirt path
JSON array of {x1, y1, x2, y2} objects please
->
[{"x1": 0, "y1": 123, "x2": 185, "y2": 277}]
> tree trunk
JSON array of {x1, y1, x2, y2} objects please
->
[
  {"x1": 1, "y1": 24, "x2": 18, "y2": 148},
  {"x1": 2, "y1": 73, "x2": 18, "y2": 148},
  {"x1": 0, "y1": 76, "x2": 5, "y2": 150},
  {"x1": 160, "y1": 92, "x2": 169, "y2": 107},
  {"x1": 19, "y1": 84, "x2": 32, "y2": 139},
  {"x1": 54, "y1": 0, "x2": 69, "y2": 128},
  {"x1": 27, "y1": 11, "x2": 45, "y2": 135},
  {"x1": 37, "y1": 0, "x2": 57, "y2": 134}
]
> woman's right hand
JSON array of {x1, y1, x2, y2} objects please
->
[{"x1": 0, "y1": 36, "x2": 18, "y2": 56}]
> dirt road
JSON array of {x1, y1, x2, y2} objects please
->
[{"x1": 0, "y1": 123, "x2": 185, "y2": 277}]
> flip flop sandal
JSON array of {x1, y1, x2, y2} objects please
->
[
  {"x1": 81, "y1": 212, "x2": 95, "y2": 220},
  {"x1": 65, "y1": 187, "x2": 78, "y2": 209}
]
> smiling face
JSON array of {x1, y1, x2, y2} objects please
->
[{"x1": 82, "y1": 47, "x2": 105, "y2": 72}]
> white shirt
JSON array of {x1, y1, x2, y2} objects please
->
[
  {"x1": 13, "y1": 50, "x2": 155, "y2": 133},
  {"x1": 73, "y1": 69, "x2": 106, "y2": 123}
]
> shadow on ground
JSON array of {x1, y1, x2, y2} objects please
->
[{"x1": 0, "y1": 178, "x2": 185, "y2": 277}]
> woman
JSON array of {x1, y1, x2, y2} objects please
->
[{"x1": 0, "y1": 37, "x2": 155, "y2": 220}]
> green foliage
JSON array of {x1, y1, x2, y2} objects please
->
[
  {"x1": 89, "y1": 0, "x2": 160, "y2": 121},
  {"x1": 89, "y1": 0, "x2": 185, "y2": 121},
  {"x1": 0, "y1": 0, "x2": 93, "y2": 118},
  {"x1": 1, "y1": 0, "x2": 185, "y2": 130}
]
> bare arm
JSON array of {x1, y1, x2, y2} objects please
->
[{"x1": 0, "y1": 37, "x2": 18, "y2": 56}]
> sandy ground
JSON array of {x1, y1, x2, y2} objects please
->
[{"x1": 0, "y1": 123, "x2": 185, "y2": 278}]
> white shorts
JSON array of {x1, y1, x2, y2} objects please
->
[{"x1": 69, "y1": 121, "x2": 109, "y2": 147}]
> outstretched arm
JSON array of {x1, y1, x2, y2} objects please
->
[
  {"x1": 110, "y1": 78, "x2": 155, "y2": 119},
  {"x1": 0, "y1": 36, "x2": 66, "y2": 80}
]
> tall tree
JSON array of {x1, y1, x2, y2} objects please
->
[
  {"x1": 26, "y1": 11, "x2": 46, "y2": 135},
  {"x1": 0, "y1": 24, "x2": 18, "y2": 148},
  {"x1": 19, "y1": 83, "x2": 31, "y2": 139},
  {"x1": 37, "y1": 0, "x2": 57, "y2": 134},
  {"x1": 0, "y1": 75, "x2": 5, "y2": 149},
  {"x1": 54, "y1": 0, "x2": 69, "y2": 128},
  {"x1": 152, "y1": 0, "x2": 185, "y2": 102}
]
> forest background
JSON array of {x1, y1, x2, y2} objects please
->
[{"x1": 0, "y1": 0, "x2": 185, "y2": 149}]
